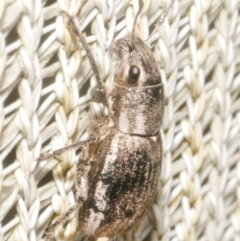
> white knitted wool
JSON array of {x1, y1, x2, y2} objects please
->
[{"x1": 1, "y1": 0, "x2": 240, "y2": 241}]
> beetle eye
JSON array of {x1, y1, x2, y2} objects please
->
[{"x1": 128, "y1": 65, "x2": 140, "y2": 84}]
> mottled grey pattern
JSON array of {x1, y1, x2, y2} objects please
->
[
  {"x1": 77, "y1": 127, "x2": 162, "y2": 237},
  {"x1": 74, "y1": 36, "x2": 165, "y2": 238},
  {"x1": 109, "y1": 84, "x2": 164, "y2": 135},
  {"x1": 41, "y1": 12, "x2": 165, "y2": 239}
]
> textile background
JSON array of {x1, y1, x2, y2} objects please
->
[{"x1": 1, "y1": 0, "x2": 240, "y2": 240}]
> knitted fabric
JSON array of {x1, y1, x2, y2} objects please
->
[{"x1": 1, "y1": 0, "x2": 240, "y2": 240}]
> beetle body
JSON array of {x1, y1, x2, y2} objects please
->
[
  {"x1": 78, "y1": 126, "x2": 162, "y2": 237},
  {"x1": 75, "y1": 36, "x2": 165, "y2": 238},
  {"x1": 40, "y1": 11, "x2": 167, "y2": 240}
]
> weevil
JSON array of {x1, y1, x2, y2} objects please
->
[{"x1": 39, "y1": 1, "x2": 174, "y2": 240}]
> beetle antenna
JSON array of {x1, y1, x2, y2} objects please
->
[
  {"x1": 60, "y1": 11, "x2": 103, "y2": 89},
  {"x1": 146, "y1": 0, "x2": 176, "y2": 42},
  {"x1": 132, "y1": 0, "x2": 144, "y2": 49}
]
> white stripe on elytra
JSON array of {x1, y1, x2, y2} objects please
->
[
  {"x1": 93, "y1": 134, "x2": 120, "y2": 213},
  {"x1": 101, "y1": 134, "x2": 120, "y2": 175},
  {"x1": 95, "y1": 181, "x2": 108, "y2": 211},
  {"x1": 85, "y1": 209, "x2": 104, "y2": 235}
]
